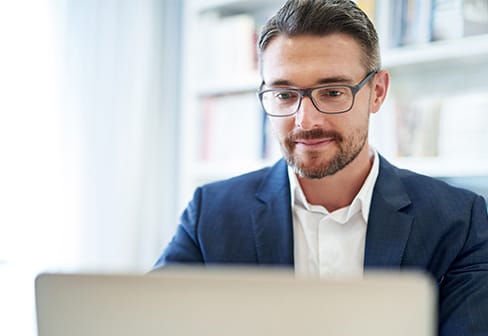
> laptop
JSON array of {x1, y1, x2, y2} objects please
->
[{"x1": 35, "y1": 268, "x2": 436, "y2": 336}]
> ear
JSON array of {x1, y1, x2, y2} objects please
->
[{"x1": 370, "y1": 70, "x2": 390, "y2": 114}]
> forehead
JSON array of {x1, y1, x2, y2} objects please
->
[{"x1": 261, "y1": 33, "x2": 365, "y2": 85}]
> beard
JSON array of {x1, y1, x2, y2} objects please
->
[{"x1": 281, "y1": 126, "x2": 368, "y2": 179}]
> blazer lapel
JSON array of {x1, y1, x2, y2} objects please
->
[
  {"x1": 252, "y1": 159, "x2": 294, "y2": 265},
  {"x1": 250, "y1": 156, "x2": 414, "y2": 268},
  {"x1": 364, "y1": 156, "x2": 414, "y2": 268}
]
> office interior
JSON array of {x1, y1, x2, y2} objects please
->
[{"x1": 1, "y1": 0, "x2": 487, "y2": 335}]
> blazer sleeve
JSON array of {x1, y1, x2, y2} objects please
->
[
  {"x1": 153, "y1": 188, "x2": 204, "y2": 268},
  {"x1": 439, "y1": 195, "x2": 488, "y2": 335}
]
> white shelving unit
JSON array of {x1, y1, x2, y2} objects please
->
[
  {"x1": 178, "y1": 0, "x2": 283, "y2": 209},
  {"x1": 178, "y1": 0, "x2": 488, "y2": 210},
  {"x1": 381, "y1": 33, "x2": 488, "y2": 178}
]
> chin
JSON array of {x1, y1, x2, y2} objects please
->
[
  {"x1": 288, "y1": 157, "x2": 339, "y2": 179},
  {"x1": 294, "y1": 165, "x2": 340, "y2": 179},
  {"x1": 288, "y1": 147, "x2": 361, "y2": 179}
]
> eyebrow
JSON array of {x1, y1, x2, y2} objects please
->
[{"x1": 266, "y1": 75, "x2": 354, "y2": 88}]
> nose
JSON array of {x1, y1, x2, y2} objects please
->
[{"x1": 295, "y1": 95, "x2": 323, "y2": 129}]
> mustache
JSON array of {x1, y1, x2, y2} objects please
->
[{"x1": 286, "y1": 128, "x2": 343, "y2": 143}]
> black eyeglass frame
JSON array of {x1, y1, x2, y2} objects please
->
[{"x1": 257, "y1": 69, "x2": 379, "y2": 117}]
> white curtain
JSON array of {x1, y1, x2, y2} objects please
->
[
  {"x1": 0, "y1": 1, "x2": 181, "y2": 334},
  {"x1": 60, "y1": 0, "x2": 182, "y2": 272}
]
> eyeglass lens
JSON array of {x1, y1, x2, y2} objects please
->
[{"x1": 261, "y1": 86, "x2": 353, "y2": 116}]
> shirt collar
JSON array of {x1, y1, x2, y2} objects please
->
[{"x1": 288, "y1": 149, "x2": 380, "y2": 223}]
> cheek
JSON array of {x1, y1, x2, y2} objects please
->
[{"x1": 343, "y1": 99, "x2": 371, "y2": 129}]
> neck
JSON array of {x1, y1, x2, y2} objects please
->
[{"x1": 297, "y1": 145, "x2": 374, "y2": 212}]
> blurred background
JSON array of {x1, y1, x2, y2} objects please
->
[
  {"x1": 1, "y1": 0, "x2": 488, "y2": 335},
  {"x1": 0, "y1": 0, "x2": 182, "y2": 334}
]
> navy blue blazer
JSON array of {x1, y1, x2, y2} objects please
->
[{"x1": 156, "y1": 156, "x2": 488, "y2": 335}]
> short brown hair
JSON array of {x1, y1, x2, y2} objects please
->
[{"x1": 258, "y1": 0, "x2": 381, "y2": 72}]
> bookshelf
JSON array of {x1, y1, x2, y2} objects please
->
[{"x1": 179, "y1": 0, "x2": 488, "y2": 210}]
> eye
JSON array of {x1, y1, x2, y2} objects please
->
[
  {"x1": 326, "y1": 90, "x2": 343, "y2": 97},
  {"x1": 320, "y1": 89, "x2": 344, "y2": 97},
  {"x1": 316, "y1": 87, "x2": 348, "y2": 99},
  {"x1": 275, "y1": 91, "x2": 296, "y2": 100}
]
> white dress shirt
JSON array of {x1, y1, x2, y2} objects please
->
[{"x1": 289, "y1": 150, "x2": 379, "y2": 279}]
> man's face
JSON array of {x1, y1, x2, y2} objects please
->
[{"x1": 261, "y1": 33, "x2": 380, "y2": 179}]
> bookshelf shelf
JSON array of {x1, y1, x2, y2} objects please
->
[
  {"x1": 391, "y1": 157, "x2": 488, "y2": 178},
  {"x1": 383, "y1": 34, "x2": 488, "y2": 69}
]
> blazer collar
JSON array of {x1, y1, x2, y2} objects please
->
[{"x1": 364, "y1": 155, "x2": 413, "y2": 268}]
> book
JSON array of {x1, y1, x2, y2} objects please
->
[
  {"x1": 395, "y1": 96, "x2": 441, "y2": 157},
  {"x1": 400, "y1": 0, "x2": 433, "y2": 45},
  {"x1": 464, "y1": 0, "x2": 488, "y2": 36},
  {"x1": 356, "y1": 0, "x2": 377, "y2": 23},
  {"x1": 432, "y1": 0, "x2": 464, "y2": 40},
  {"x1": 369, "y1": 94, "x2": 399, "y2": 158},
  {"x1": 393, "y1": 0, "x2": 406, "y2": 47},
  {"x1": 375, "y1": 0, "x2": 393, "y2": 50},
  {"x1": 438, "y1": 92, "x2": 488, "y2": 159},
  {"x1": 198, "y1": 13, "x2": 257, "y2": 84},
  {"x1": 432, "y1": 0, "x2": 488, "y2": 40}
]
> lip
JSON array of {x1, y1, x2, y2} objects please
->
[{"x1": 295, "y1": 138, "x2": 334, "y2": 147}]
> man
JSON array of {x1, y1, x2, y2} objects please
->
[{"x1": 155, "y1": 0, "x2": 488, "y2": 334}]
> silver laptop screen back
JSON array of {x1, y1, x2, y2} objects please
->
[{"x1": 35, "y1": 269, "x2": 436, "y2": 336}]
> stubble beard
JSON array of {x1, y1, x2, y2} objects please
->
[{"x1": 281, "y1": 127, "x2": 369, "y2": 179}]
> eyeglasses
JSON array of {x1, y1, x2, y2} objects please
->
[{"x1": 257, "y1": 70, "x2": 378, "y2": 117}]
